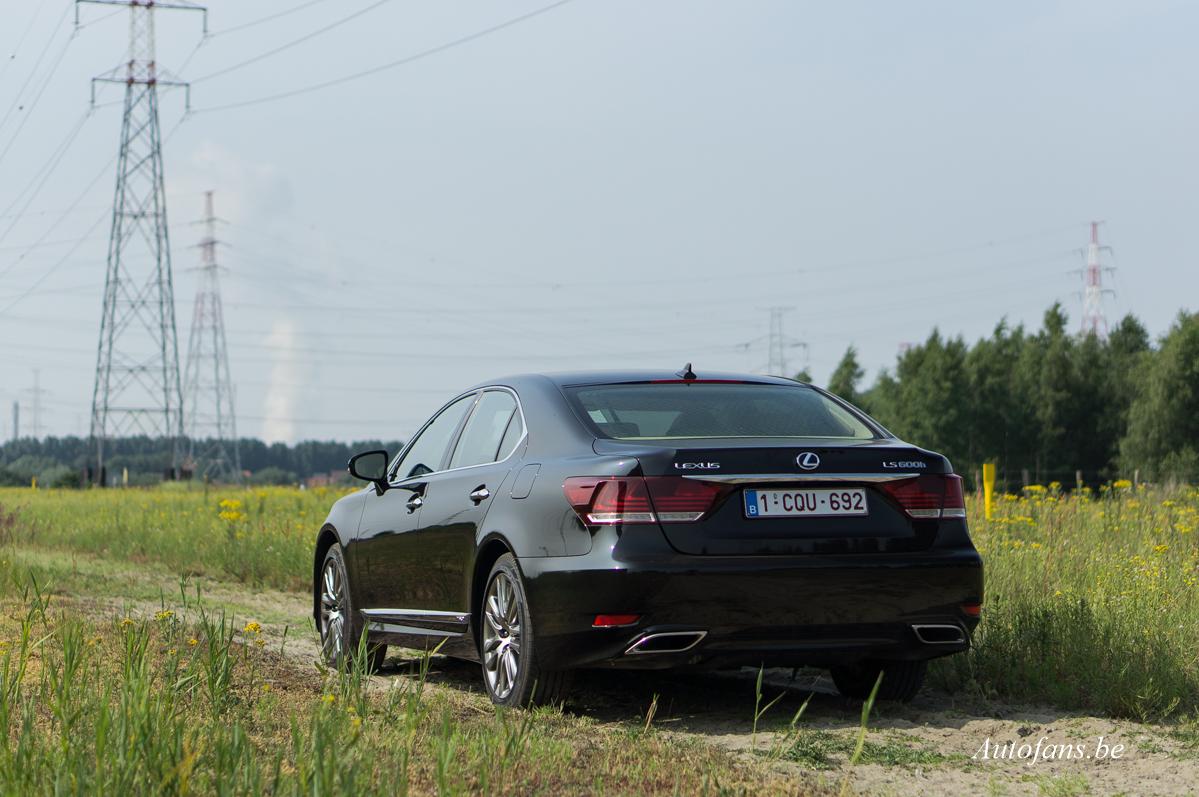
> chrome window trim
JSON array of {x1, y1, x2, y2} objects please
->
[
  {"x1": 388, "y1": 386, "x2": 529, "y2": 486},
  {"x1": 682, "y1": 472, "x2": 924, "y2": 484}
]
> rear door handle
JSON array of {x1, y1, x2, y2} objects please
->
[
  {"x1": 469, "y1": 486, "x2": 490, "y2": 504},
  {"x1": 406, "y1": 495, "x2": 423, "y2": 513}
]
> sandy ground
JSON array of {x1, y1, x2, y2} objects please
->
[{"x1": 61, "y1": 557, "x2": 1199, "y2": 797}]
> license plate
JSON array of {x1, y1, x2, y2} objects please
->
[{"x1": 743, "y1": 488, "x2": 868, "y2": 518}]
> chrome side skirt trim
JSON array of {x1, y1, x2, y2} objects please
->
[
  {"x1": 682, "y1": 472, "x2": 923, "y2": 484},
  {"x1": 360, "y1": 608, "x2": 469, "y2": 630},
  {"x1": 365, "y1": 621, "x2": 465, "y2": 638}
]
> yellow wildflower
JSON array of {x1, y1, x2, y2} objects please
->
[
  {"x1": 243, "y1": 621, "x2": 262, "y2": 634},
  {"x1": 155, "y1": 609, "x2": 174, "y2": 621}
]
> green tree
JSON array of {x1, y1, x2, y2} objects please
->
[
  {"x1": 964, "y1": 320, "x2": 1037, "y2": 487},
  {"x1": 867, "y1": 329, "x2": 971, "y2": 467},
  {"x1": 827, "y1": 345, "x2": 864, "y2": 404},
  {"x1": 1121, "y1": 312, "x2": 1199, "y2": 482}
]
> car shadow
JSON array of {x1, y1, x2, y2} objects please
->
[
  {"x1": 378, "y1": 653, "x2": 899, "y2": 731},
  {"x1": 376, "y1": 653, "x2": 1092, "y2": 738}
]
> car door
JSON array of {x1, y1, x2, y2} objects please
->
[
  {"x1": 407, "y1": 389, "x2": 524, "y2": 616},
  {"x1": 354, "y1": 392, "x2": 477, "y2": 612}
]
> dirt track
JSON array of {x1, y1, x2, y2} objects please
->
[{"x1": 73, "y1": 557, "x2": 1199, "y2": 797}]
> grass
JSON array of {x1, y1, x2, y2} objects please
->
[
  {"x1": 2, "y1": 480, "x2": 1198, "y2": 721},
  {"x1": 0, "y1": 485, "x2": 327, "y2": 592},
  {"x1": 0, "y1": 563, "x2": 809, "y2": 796},
  {"x1": 773, "y1": 729, "x2": 953, "y2": 770},
  {"x1": 931, "y1": 481, "x2": 1199, "y2": 720}
]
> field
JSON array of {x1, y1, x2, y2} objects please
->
[{"x1": 1, "y1": 483, "x2": 1198, "y2": 795}]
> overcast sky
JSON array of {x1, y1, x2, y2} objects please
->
[{"x1": 0, "y1": 0, "x2": 1195, "y2": 444}]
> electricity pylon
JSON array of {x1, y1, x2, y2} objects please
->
[
  {"x1": 81, "y1": 0, "x2": 206, "y2": 483},
  {"x1": 183, "y1": 191, "x2": 241, "y2": 483},
  {"x1": 1077, "y1": 221, "x2": 1115, "y2": 338}
]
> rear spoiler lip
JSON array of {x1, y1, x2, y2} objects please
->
[{"x1": 679, "y1": 472, "x2": 928, "y2": 484}]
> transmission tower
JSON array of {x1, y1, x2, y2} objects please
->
[
  {"x1": 763, "y1": 306, "x2": 808, "y2": 377},
  {"x1": 183, "y1": 191, "x2": 241, "y2": 483},
  {"x1": 20, "y1": 369, "x2": 48, "y2": 439},
  {"x1": 1077, "y1": 221, "x2": 1115, "y2": 338},
  {"x1": 81, "y1": 0, "x2": 206, "y2": 482}
]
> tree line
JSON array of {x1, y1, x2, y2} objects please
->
[
  {"x1": 5, "y1": 305, "x2": 1195, "y2": 490},
  {"x1": 807, "y1": 305, "x2": 1199, "y2": 489},
  {"x1": 0, "y1": 437, "x2": 403, "y2": 487}
]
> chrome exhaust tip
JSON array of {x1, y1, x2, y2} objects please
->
[
  {"x1": 912, "y1": 624, "x2": 967, "y2": 645},
  {"x1": 624, "y1": 630, "x2": 707, "y2": 655}
]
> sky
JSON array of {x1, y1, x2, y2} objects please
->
[{"x1": 0, "y1": 0, "x2": 1195, "y2": 445}]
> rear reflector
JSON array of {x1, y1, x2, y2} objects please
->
[
  {"x1": 592, "y1": 614, "x2": 641, "y2": 627},
  {"x1": 564, "y1": 476, "x2": 730, "y2": 525},
  {"x1": 961, "y1": 603, "x2": 982, "y2": 618},
  {"x1": 878, "y1": 474, "x2": 967, "y2": 520}
]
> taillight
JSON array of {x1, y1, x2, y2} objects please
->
[
  {"x1": 563, "y1": 477, "x2": 655, "y2": 524},
  {"x1": 942, "y1": 474, "x2": 966, "y2": 518},
  {"x1": 879, "y1": 474, "x2": 966, "y2": 520},
  {"x1": 645, "y1": 477, "x2": 728, "y2": 522},
  {"x1": 563, "y1": 476, "x2": 728, "y2": 525}
]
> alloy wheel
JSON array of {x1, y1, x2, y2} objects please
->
[
  {"x1": 320, "y1": 556, "x2": 346, "y2": 661},
  {"x1": 482, "y1": 570, "x2": 523, "y2": 700}
]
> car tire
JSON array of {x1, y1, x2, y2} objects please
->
[
  {"x1": 318, "y1": 545, "x2": 387, "y2": 672},
  {"x1": 830, "y1": 659, "x2": 927, "y2": 702},
  {"x1": 479, "y1": 553, "x2": 572, "y2": 707}
]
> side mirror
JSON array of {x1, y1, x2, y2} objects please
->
[{"x1": 348, "y1": 450, "x2": 390, "y2": 493}]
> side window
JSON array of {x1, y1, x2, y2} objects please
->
[
  {"x1": 497, "y1": 409, "x2": 524, "y2": 460},
  {"x1": 449, "y1": 391, "x2": 518, "y2": 469},
  {"x1": 392, "y1": 394, "x2": 476, "y2": 480}
]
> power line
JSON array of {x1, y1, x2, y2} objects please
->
[
  {"x1": 0, "y1": 210, "x2": 108, "y2": 316},
  {"x1": 0, "y1": 2, "x2": 73, "y2": 136},
  {"x1": 207, "y1": 0, "x2": 338, "y2": 37},
  {"x1": 194, "y1": 0, "x2": 578, "y2": 113},
  {"x1": 191, "y1": 0, "x2": 394, "y2": 83},
  {"x1": 0, "y1": 1, "x2": 54, "y2": 85},
  {"x1": 0, "y1": 16, "x2": 77, "y2": 171},
  {"x1": 0, "y1": 150, "x2": 116, "y2": 285},
  {"x1": 0, "y1": 110, "x2": 93, "y2": 245},
  {"x1": 0, "y1": 114, "x2": 187, "y2": 305}
]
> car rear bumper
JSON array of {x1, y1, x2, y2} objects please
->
[{"x1": 519, "y1": 531, "x2": 983, "y2": 671}]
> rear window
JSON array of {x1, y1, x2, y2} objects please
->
[{"x1": 567, "y1": 383, "x2": 876, "y2": 440}]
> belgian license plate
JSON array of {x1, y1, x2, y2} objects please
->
[{"x1": 743, "y1": 488, "x2": 868, "y2": 518}]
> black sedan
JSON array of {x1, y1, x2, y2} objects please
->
[{"x1": 313, "y1": 369, "x2": 983, "y2": 706}]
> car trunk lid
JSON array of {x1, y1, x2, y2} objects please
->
[{"x1": 591, "y1": 437, "x2": 958, "y2": 555}]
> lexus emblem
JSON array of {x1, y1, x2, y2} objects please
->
[{"x1": 796, "y1": 452, "x2": 820, "y2": 471}]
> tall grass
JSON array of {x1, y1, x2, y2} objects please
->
[
  {"x1": 933, "y1": 482, "x2": 1199, "y2": 719},
  {"x1": 0, "y1": 566, "x2": 791, "y2": 795},
  {"x1": 2, "y1": 481, "x2": 1198, "y2": 719},
  {"x1": 0, "y1": 485, "x2": 329, "y2": 591}
]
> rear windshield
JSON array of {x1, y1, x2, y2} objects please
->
[{"x1": 567, "y1": 383, "x2": 877, "y2": 440}]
